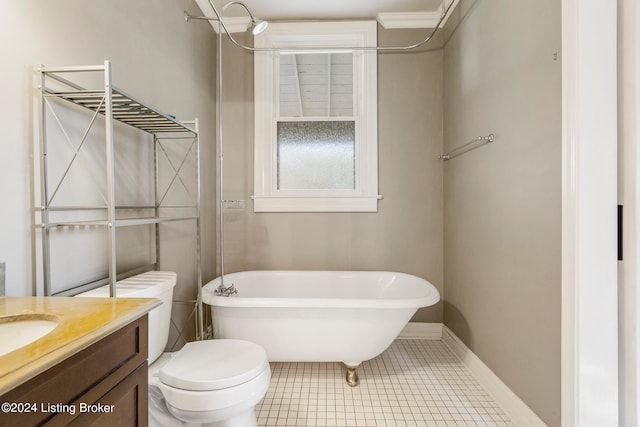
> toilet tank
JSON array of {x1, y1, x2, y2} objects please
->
[{"x1": 75, "y1": 271, "x2": 177, "y2": 363}]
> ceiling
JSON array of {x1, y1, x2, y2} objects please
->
[{"x1": 194, "y1": 0, "x2": 454, "y2": 31}]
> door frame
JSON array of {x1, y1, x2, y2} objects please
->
[{"x1": 561, "y1": 1, "x2": 619, "y2": 425}]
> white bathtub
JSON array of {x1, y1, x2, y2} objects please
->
[{"x1": 201, "y1": 270, "x2": 439, "y2": 385}]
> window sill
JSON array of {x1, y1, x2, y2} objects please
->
[{"x1": 252, "y1": 195, "x2": 382, "y2": 213}]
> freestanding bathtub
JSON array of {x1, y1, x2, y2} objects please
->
[{"x1": 201, "y1": 270, "x2": 440, "y2": 386}]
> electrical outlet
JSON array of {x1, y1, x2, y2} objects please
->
[
  {"x1": 224, "y1": 199, "x2": 246, "y2": 209},
  {"x1": 0, "y1": 263, "x2": 5, "y2": 296}
]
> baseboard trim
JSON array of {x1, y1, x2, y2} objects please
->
[
  {"x1": 398, "y1": 322, "x2": 443, "y2": 339},
  {"x1": 441, "y1": 326, "x2": 547, "y2": 427}
]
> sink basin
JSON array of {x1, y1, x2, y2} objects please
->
[{"x1": 0, "y1": 314, "x2": 59, "y2": 357}]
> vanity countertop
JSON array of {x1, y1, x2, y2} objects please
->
[{"x1": 0, "y1": 296, "x2": 159, "y2": 395}]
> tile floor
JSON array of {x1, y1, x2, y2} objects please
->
[{"x1": 256, "y1": 339, "x2": 514, "y2": 427}]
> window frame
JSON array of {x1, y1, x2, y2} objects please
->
[{"x1": 253, "y1": 21, "x2": 379, "y2": 212}]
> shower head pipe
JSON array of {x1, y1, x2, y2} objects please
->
[{"x1": 187, "y1": 0, "x2": 456, "y2": 52}]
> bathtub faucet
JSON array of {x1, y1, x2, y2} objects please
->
[{"x1": 214, "y1": 283, "x2": 238, "y2": 297}]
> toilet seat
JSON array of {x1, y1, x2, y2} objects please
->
[
  {"x1": 160, "y1": 367, "x2": 271, "y2": 418},
  {"x1": 157, "y1": 339, "x2": 271, "y2": 415},
  {"x1": 160, "y1": 339, "x2": 268, "y2": 391}
]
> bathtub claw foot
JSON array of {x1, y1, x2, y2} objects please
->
[{"x1": 345, "y1": 365, "x2": 360, "y2": 387}]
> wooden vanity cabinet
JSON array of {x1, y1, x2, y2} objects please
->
[{"x1": 0, "y1": 315, "x2": 148, "y2": 427}]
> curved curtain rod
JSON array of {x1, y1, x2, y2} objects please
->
[{"x1": 201, "y1": 0, "x2": 456, "y2": 52}]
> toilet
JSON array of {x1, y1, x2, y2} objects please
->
[{"x1": 76, "y1": 271, "x2": 271, "y2": 427}]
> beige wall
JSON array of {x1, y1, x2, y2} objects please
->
[
  {"x1": 219, "y1": 29, "x2": 444, "y2": 322},
  {"x1": 442, "y1": 0, "x2": 561, "y2": 425},
  {"x1": 0, "y1": 0, "x2": 217, "y2": 345}
]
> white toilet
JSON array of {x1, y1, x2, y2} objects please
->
[{"x1": 76, "y1": 271, "x2": 271, "y2": 427}]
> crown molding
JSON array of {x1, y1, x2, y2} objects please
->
[
  {"x1": 377, "y1": 11, "x2": 442, "y2": 29},
  {"x1": 377, "y1": 0, "x2": 460, "y2": 29},
  {"x1": 211, "y1": 16, "x2": 251, "y2": 34},
  {"x1": 193, "y1": 0, "x2": 250, "y2": 33}
]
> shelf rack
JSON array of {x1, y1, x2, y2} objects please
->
[{"x1": 36, "y1": 61, "x2": 202, "y2": 335}]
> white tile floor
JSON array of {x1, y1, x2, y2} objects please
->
[{"x1": 256, "y1": 339, "x2": 514, "y2": 427}]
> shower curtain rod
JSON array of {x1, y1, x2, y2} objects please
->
[{"x1": 188, "y1": 0, "x2": 456, "y2": 52}]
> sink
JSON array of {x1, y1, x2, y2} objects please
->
[{"x1": 0, "y1": 314, "x2": 59, "y2": 357}]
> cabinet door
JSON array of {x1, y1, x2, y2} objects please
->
[
  {"x1": 71, "y1": 363, "x2": 148, "y2": 427},
  {"x1": 0, "y1": 316, "x2": 148, "y2": 427}
]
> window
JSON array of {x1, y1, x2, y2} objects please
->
[{"x1": 253, "y1": 21, "x2": 379, "y2": 212}]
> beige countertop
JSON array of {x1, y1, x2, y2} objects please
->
[{"x1": 0, "y1": 296, "x2": 160, "y2": 395}]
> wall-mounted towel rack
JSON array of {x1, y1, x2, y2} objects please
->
[{"x1": 440, "y1": 134, "x2": 495, "y2": 161}]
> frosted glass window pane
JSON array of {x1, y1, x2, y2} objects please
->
[
  {"x1": 277, "y1": 121, "x2": 355, "y2": 190},
  {"x1": 279, "y1": 53, "x2": 353, "y2": 117}
]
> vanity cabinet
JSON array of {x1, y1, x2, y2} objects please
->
[{"x1": 0, "y1": 315, "x2": 148, "y2": 427}]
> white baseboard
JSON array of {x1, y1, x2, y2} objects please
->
[
  {"x1": 398, "y1": 322, "x2": 443, "y2": 339},
  {"x1": 397, "y1": 323, "x2": 547, "y2": 426},
  {"x1": 441, "y1": 326, "x2": 547, "y2": 427}
]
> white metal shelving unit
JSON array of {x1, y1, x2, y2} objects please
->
[{"x1": 36, "y1": 61, "x2": 202, "y2": 334}]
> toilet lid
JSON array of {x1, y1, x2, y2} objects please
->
[{"x1": 159, "y1": 339, "x2": 269, "y2": 391}]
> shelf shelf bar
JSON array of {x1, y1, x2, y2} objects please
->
[
  {"x1": 42, "y1": 84, "x2": 196, "y2": 136},
  {"x1": 116, "y1": 216, "x2": 199, "y2": 227},
  {"x1": 35, "y1": 205, "x2": 196, "y2": 211},
  {"x1": 51, "y1": 264, "x2": 158, "y2": 297},
  {"x1": 41, "y1": 65, "x2": 106, "y2": 73},
  {"x1": 44, "y1": 216, "x2": 199, "y2": 228}
]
